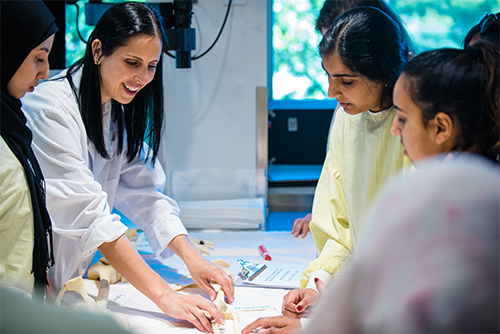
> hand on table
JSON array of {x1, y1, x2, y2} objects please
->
[
  {"x1": 156, "y1": 290, "x2": 225, "y2": 333},
  {"x1": 99, "y1": 235, "x2": 226, "y2": 333},
  {"x1": 169, "y1": 235, "x2": 234, "y2": 303},
  {"x1": 241, "y1": 316, "x2": 301, "y2": 334},
  {"x1": 281, "y1": 288, "x2": 319, "y2": 318},
  {"x1": 186, "y1": 254, "x2": 235, "y2": 303},
  {"x1": 291, "y1": 213, "x2": 311, "y2": 238}
]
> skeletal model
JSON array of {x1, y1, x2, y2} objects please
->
[
  {"x1": 54, "y1": 276, "x2": 129, "y2": 330},
  {"x1": 211, "y1": 288, "x2": 240, "y2": 334}
]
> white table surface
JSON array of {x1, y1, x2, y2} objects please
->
[{"x1": 83, "y1": 231, "x2": 317, "y2": 334}]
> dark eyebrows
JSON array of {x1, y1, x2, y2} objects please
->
[
  {"x1": 331, "y1": 74, "x2": 357, "y2": 78},
  {"x1": 125, "y1": 55, "x2": 143, "y2": 61},
  {"x1": 393, "y1": 104, "x2": 405, "y2": 112},
  {"x1": 125, "y1": 54, "x2": 159, "y2": 63},
  {"x1": 320, "y1": 62, "x2": 356, "y2": 78}
]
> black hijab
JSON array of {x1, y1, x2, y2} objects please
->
[{"x1": 0, "y1": 0, "x2": 58, "y2": 299}]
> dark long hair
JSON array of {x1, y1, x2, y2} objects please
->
[
  {"x1": 319, "y1": 6, "x2": 411, "y2": 109},
  {"x1": 67, "y1": 2, "x2": 167, "y2": 163},
  {"x1": 316, "y1": 0, "x2": 415, "y2": 52},
  {"x1": 402, "y1": 41, "x2": 499, "y2": 162}
]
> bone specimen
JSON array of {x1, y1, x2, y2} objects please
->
[
  {"x1": 88, "y1": 257, "x2": 127, "y2": 284},
  {"x1": 211, "y1": 289, "x2": 240, "y2": 334},
  {"x1": 87, "y1": 258, "x2": 120, "y2": 309},
  {"x1": 55, "y1": 277, "x2": 94, "y2": 307},
  {"x1": 55, "y1": 277, "x2": 129, "y2": 330}
]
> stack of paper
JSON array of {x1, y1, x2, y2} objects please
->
[
  {"x1": 179, "y1": 198, "x2": 266, "y2": 229},
  {"x1": 171, "y1": 168, "x2": 267, "y2": 230}
]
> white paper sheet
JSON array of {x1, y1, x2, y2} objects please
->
[{"x1": 236, "y1": 262, "x2": 307, "y2": 289}]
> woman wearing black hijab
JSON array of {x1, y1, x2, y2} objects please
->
[{"x1": 0, "y1": 0, "x2": 58, "y2": 300}]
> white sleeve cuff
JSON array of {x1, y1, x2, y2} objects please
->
[{"x1": 305, "y1": 269, "x2": 333, "y2": 294}]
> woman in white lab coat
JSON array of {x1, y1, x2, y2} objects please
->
[{"x1": 21, "y1": 2, "x2": 232, "y2": 332}]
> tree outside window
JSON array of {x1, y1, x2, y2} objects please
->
[{"x1": 271, "y1": 0, "x2": 500, "y2": 102}]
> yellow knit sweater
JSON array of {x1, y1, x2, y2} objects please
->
[{"x1": 301, "y1": 106, "x2": 411, "y2": 288}]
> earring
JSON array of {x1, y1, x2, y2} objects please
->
[
  {"x1": 385, "y1": 84, "x2": 388, "y2": 88},
  {"x1": 94, "y1": 58, "x2": 101, "y2": 66}
]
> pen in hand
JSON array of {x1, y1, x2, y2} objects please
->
[{"x1": 259, "y1": 245, "x2": 272, "y2": 261}]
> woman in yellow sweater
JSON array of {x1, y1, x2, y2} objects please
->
[
  {"x1": 286, "y1": 5, "x2": 412, "y2": 315},
  {"x1": 242, "y1": 7, "x2": 412, "y2": 333}
]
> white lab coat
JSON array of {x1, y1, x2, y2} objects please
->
[{"x1": 21, "y1": 69, "x2": 187, "y2": 290}]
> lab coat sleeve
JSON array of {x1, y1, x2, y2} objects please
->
[
  {"x1": 300, "y1": 110, "x2": 352, "y2": 288},
  {"x1": 25, "y1": 102, "x2": 127, "y2": 257},
  {"x1": 114, "y1": 149, "x2": 187, "y2": 258}
]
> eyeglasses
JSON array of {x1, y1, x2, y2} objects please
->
[{"x1": 477, "y1": 12, "x2": 499, "y2": 36}]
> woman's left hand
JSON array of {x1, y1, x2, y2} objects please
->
[
  {"x1": 169, "y1": 235, "x2": 234, "y2": 302},
  {"x1": 241, "y1": 316, "x2": 302, "y2": 334}
]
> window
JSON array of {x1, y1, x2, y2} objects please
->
[
  {"x1": 269, "y1": 0, "x2": 331, "y2": 110},
  {"x1": 269, "y1": 0, "x2": 500, "y2": 109}
]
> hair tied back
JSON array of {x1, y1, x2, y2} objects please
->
[{"x1": 467, "y1": 45, "x2": 480, "y2": 59}]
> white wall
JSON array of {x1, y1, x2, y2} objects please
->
[{"x1": 160, "y1": 0, "x2": 268, "y2": 195}]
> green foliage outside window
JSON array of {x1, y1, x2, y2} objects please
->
[
  {"x1": 272, "y1": 0, "x2": 326, "y2": 101},
  {"x1": 272, "y1": 0, "x2": 500, "y2": 101}
]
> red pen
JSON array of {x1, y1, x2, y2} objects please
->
[{"x1": 259, "y1": 245, "x2": 272, "y2": 261}]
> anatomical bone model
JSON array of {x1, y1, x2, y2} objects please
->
[
  {"x1": 211, "y1": 288, "x2": 240, "y2": 334},
  {"x1": 170, "y1": 259, "x2": 241, "y2": 334},
  {"x1": 55, "y1": 276, "x2": 129, "y2": 331}
]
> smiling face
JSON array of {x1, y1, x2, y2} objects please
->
[
  {"x1": 93, "y1": 33, "x2": 162, "y2": 105},
  {"x1": 391, "y1": 74, "x2": 458, "y2": 163},
  {"x1": 322, "y1": 51, "x2": 386, "y2": 115},
  {"x1": 7, "y1": 34, "x2": 55, "y2": 99}
]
